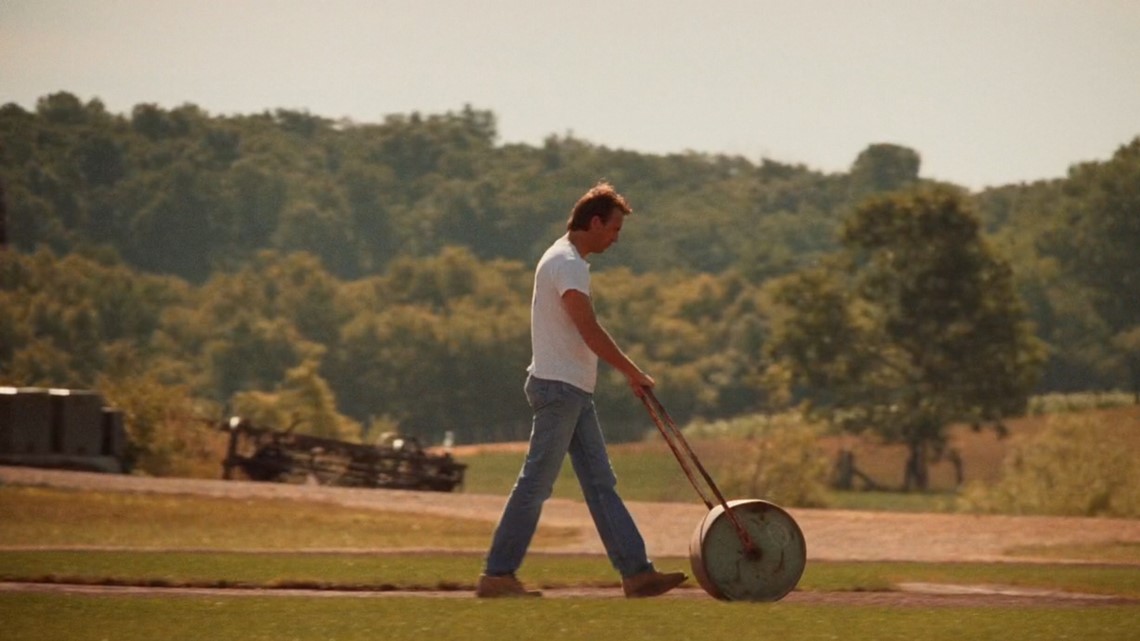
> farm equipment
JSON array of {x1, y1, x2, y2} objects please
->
[
  {"x1": 0, "y1": 387, "x2": 129, "y2": 474},
  {"x1": 640, "y1": 389, "x2": 806, "y2": 601},
  {"x1": 220, "y1": 417, "x2": 466, "y2": 492}
]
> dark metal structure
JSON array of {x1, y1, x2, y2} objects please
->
[
  {"x1": 220, "y1": 417, "x2": 467, "y2": 492},
  {"x1": 0, "y1": 387, "x2": 129, "y2": 473}
]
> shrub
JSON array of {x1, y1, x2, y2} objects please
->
[
  {"x1": 98, "y1": 375, "x2": 227, "y2": 478},
  {"x1": 958, "y1": 413, "x2": 1140, "y2": 517},
  {"x1": 1026, "y1": 391, "x2": 1133, "y2": 416},
  {"x1": 702, "y1": 414, "x2": 832, "y2": 508},
  {"x1": 681, "y1": 411, "x2": 830, "y2": 439}
]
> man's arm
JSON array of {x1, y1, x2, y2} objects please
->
[{"x1": 562, "y1": 289, "x2": 655, "y2": 394}]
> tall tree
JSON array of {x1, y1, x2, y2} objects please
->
[
  {"x1": 848, "y1": 143, "x2": 921, "y2": 201},
  {"x1": 0, "y1": 177, "x2": 7, "y2": 249},
  {"x1": 1049, "y1": 138, "x2": 1140, "y2": 399},
  {"x1": 766, "y1": 187, "x2": 1045, "y2": 490}
]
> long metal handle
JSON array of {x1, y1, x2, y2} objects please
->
[{"x1": 639, "y1": 388, "x2": 760, "y2": 557}]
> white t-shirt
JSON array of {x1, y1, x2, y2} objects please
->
[{"x1": 527, "y1": 234, "x2": 598, "y2": 392}]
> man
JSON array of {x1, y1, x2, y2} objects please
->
[{"x1": 476, "y1": 182, "x2": 687, "y2": 598}]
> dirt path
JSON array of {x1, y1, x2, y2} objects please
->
[
  {"x1": 2, "y1": 580, "x2": 1135, "y2": 607},
  {"x1": 4, "y1": 465, "x2": 1139, "y2": 563},
  {"x1": 5, "y1": 465, "x2": 1140, "y2": 608}
]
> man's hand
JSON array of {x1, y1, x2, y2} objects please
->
[{"x1": 627, "y1": 370, "x2": 656, "y2": 397}]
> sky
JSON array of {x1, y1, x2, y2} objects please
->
[{"x1": 2, "y1": 0, "x2": 1139, "y2": 190}]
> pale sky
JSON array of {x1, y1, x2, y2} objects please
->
[{"x1": 2, "y1": 0, "x2": 1138, "y2": 190}]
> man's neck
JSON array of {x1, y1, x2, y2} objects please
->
[{"x1": 567, "y1": 230, "x2": 592, "y2": 258}]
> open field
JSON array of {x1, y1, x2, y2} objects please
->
[
  {"x1": 3, "y1": 591, "x2": 1135, "y2": 641},
  {"x1": 5, "y1": 465, "x2": 1140, "y2": 563},
  {"x1": 2, "y1": 479, "x2": 1137, "y2": 590},
  {"x1": 454, "y1": 405, "x2": 1140, "y2": 510},
  {"x1": 3, "y1": 409, "x2": 1139, "y2": 641},
  {"x1": 3, "y1": 548, "x2": 1139, "y2": 597}
]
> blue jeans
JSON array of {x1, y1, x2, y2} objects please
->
[{"x1": 484, "y1": 375, "x2": 654, "y2": 578}]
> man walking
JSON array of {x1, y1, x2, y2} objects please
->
[{"x1": 476, "y1": 182, "x2": 687, "y2": 598}]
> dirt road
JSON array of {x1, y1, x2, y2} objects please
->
[
  {"x1": 4, "y1": 465, "x2": 1139, "y2": 563},
  {"x1": 6, "y1": 465, "x2": 1140, "y2": 607}
]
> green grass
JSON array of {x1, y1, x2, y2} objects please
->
[
  {"x1": 3, "y1": 551, "x2": 1138, "y2": 597},
  {"x1": 0, "y1": 485, "x2": 579, "y2": 550},
  {"x1": 3, "y1": 480, "x2": 1139, "y2": 641},
  {"x1": 464, "y1": 448, "x2": 971, "y2": 513},
  {"x1": 2, "y1": 593, "x2": 1137, "y2": 641},
  {"x1": 805, "y1": 561, "x2": 1140, "y2": 597},
  {"x1": 0, "y1": 550, "x2": 633, "y2": 590},
  {"x1": 460, "y1": 449, "x2": 695, "y2": 502}
]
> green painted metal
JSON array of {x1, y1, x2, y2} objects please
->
[{"x1": 689, "y1": 499, "x2": 807, "y2": 601}]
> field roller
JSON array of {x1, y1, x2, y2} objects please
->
[{"x1": 640, "y1": 389, "x2": 806, "y2": 601}]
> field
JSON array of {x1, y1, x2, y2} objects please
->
[
  {"x1": 457, "y1": 404, "x2": 1140, "y2": 510},
  {"x1": 5, "y1": 593, "x2": 1134, "y2": 641},
  {"x1": 2, "y1": 405, "x2": 1138, "y2": 641}
]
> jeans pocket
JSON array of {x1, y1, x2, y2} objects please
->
[{"x1": 525, "y1": 377, "x2": 560, "y2": 410}]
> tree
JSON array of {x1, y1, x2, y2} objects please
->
[
  {"x1": 1112, "y1": 328, "x2": 1140, "y2": 404},
  {"x1": 215, "y1": 157, "x2": 288, "y2": 263},
  {"x1": 204, "y1": 313, "x2": 323, "y2": 402},
  {"x1": 0, "y1": 248, "x2": 187, "y2": 388},
  {"x1": 338, "y1": 161, "x2": 397, "y2": 272},
  {"x1": 126, "y1": 161, "x2": 220, "y2": 281},
  {"x1": 1049, "y1": 138, "x2": 1140, "y2": 399},
  {"x1": 1, "y1": 177, "x2": 8, "y2": 249},
  {"x1": 848, "y1": 143, "x2": 921, "y2": 201},
  {"x1": 765, "y1": 187, "x2": 1045, "y2": 490},
  {"x1": 231, "y1": 358, "x2": 361, "y2": 441}
]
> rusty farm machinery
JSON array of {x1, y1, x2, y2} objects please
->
[{"x1": 220, "y1": 417, "x2": 466, "y2": 492}]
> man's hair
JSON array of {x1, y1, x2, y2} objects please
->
[{"x1": 566, "y1": 181, "x2": 632, "y2": 231}]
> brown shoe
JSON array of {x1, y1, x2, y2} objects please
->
[
  {"x1": 475, "y1": 573, "x2": 542, "y2": 598},
  {"x1": 621, "y1": 570, "x2": 688, "y2": 598}
]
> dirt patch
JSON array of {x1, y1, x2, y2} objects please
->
[
  {"x1": 4, "y1": 465, "x2": 1140, "y2": 608},
  {"x1": 442, "y1": 442, "x2": 531, "y2": 457},
  {"x1": 2, "y1": 581, "x2": 1135, "y2": 608},
  {"x1": 4, "y1": 465, "x2": 1138, "y2": 563}
]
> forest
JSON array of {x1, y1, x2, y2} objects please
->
[{"x1": 2, "y1": 91, "x2": 1137, "y2": 462}]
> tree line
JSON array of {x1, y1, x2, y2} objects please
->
[{"x1": 1, "y1": 92, "x2": 1137, "y2": 468}]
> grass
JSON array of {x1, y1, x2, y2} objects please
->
[
  {"x1": 2, "y1": 593, "x2": 1138, "y2": 641},
  {"x1": 462, "y1": 446, "x2": 965, "y2": 513},
  {"x1": 2, "y1": 474, "x2": 1138, "y2": 641},
  {"x1": 0, "y1": 550, "x2": 629, "y2": 590},
  {"x1": 459, "y1": 404, "x2": 1140, "y2": 513},
  {"x1": 459, "y1": 446, "x2": 696, "y2": 502},
  {"x1": 0, "y1": 485, "x2": 579, "y2": 550},
  {"x1": 814, "y1": 405, "x2": 1140, "y2": 491},
  {"x1": 4, "y1": 485, "x2": 1136, "y2": 596},
  {"x1": 2, "y1": 551, "x2": 1138, "y2": 597}
]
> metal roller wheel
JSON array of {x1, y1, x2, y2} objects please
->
[{"x1": 689, "y1": 499, "x2": 807, "y2": 601}]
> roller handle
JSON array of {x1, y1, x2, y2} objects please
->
[{"x1": 640, "y1": 388, "x2": 760, "y2": 557}]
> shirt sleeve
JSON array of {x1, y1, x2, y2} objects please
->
[{"x1": 553, "y1": 257, "x2": 590, "y2": 297}]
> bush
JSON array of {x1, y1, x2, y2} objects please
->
[
  {"x1": 958, "y1": 413, "x2": 1140, "y2": 517},
  {"x1": 700, "y1": 414, "x2": 832, "y2": 508},
  {"x1": 1026, "y1": 391, "x2": 1133, "y2": 416},
  {"x1": 681, "y1": 411, "x2": 830, "y2": 439},
  {"x1": 98, "y1": 376, "x2": 227, "y2": 478}
]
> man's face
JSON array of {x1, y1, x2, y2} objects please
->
[{"x1": 592, "y1": 209, "x2": 625, "y2": 254}]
